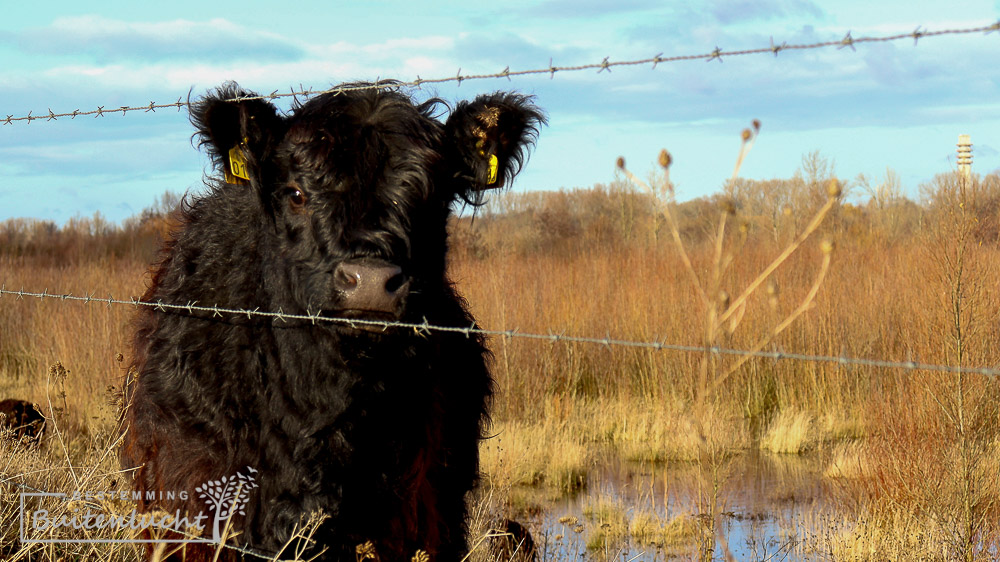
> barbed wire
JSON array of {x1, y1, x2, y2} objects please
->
[
  {"x1": 2, "y1": 285, "x2": 999, "y2": 378},
  {"x1": 3, "y1": 21, "x2": 999, "y2": 126}
]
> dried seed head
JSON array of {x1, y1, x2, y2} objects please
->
[
  {"x1": 741, "y1": 128, "x2": 752, "y2": 142},
  {"x1": 826, "y1": 178, "x2": 842, "y2": 198},
  {"x1": 48, "y1": 361, "x2": 69, "y2": 380},
  {"x1": 616, "y1": 156, "x2": 626, "y2": 170},
  {"x1": 821, "y1": 239, "x2": 836, "y2": 254},
  {"x1": 752, "y1": 119, "x2": 761, "y2": 132},
  {"x1": 658, "y1": 149, "x2": 672, "y2": 169},
  {"x1": 116, "y1": 353, "x2": 124, "y2": 363},
  {"x1": 356, "y1": 541, "x2": 377, "y2": 560}
]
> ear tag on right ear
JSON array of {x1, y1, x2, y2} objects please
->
[
  {"x1": 226, "y1": 141, "x2": 250, "y2": 185},
  {"x1": 487, "y1": 154, "x2": 499, "y2": 185},
  {"x1": 478, "y1": 145, "x2": 500, "y2": 187}
]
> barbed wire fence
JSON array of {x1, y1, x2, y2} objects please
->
[
  {"x1": 1, "y1": 286, "x2": 999, "y2": 378},
  {"x1": 4, "y1": 19, "x2": 1000, "y2": 561},
  {"x1": 2, "y1": 22, "x2": 999, "y2": 125}
]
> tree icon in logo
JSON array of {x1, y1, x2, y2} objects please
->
[{"x1": 194, "y1": 466, "x2": 259, "y2": 542}]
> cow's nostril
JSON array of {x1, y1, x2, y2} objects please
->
[
  {"x1": 385, "y1": 272, "x2": 407, "y2": 295},
  {"x1": 335, "y1": 267, "x2": 360, "y2": 292}
]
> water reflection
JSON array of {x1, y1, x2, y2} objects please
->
[{"x1": 522, "y1": 450, "x2": 839, "y2": 561}]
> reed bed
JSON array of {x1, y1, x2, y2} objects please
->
[{"x1": 4, "y1": 168, "x2": 1000, "y2": 559}]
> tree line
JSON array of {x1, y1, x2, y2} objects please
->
[{"x1": 3, "y1": 153, "x2": 999, "y2": 264}]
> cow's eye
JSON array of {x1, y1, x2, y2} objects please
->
[{"x1": 285, "y1": 187, "x2": 307, "y2": 211}]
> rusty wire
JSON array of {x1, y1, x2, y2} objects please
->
[
  {"x1": 3, "y1": 21, "x2": 999, "y2": 126},
  {"x1": 2, "y1": 285, "x2": 999, "y2": 378}
]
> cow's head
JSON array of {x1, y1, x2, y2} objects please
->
[{"x1": 191, "y1": 82, "x2": 544, "y2": 330}]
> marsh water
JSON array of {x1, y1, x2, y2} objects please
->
[{"x1": 523, "y1": 451, "x2": 838, "y2": 561}]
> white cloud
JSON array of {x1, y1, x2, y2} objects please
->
[
  {"x1": 12, "y1": 15, "x2": 305, "y2": 63},
  {"x1": 311, "y1": 36, "x2": 456, "y2": 57},
  {"x1": 706, "y1": 0, "x2": 825, "y2": 24},
  {"x1": 0, "y1": 21, "x2": 478, "y2": 100}
]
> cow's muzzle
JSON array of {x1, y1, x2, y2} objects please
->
[{"x1": 330, "y1": 259, "x2": 409, "y2": 329}]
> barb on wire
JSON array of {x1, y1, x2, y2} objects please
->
[
  {"x1": 838, "y1": 31, "x2": 856, "y2": 51},
  {"x1": 2, "y1": 22, "x2": 999, "y2": 125},
  {"x1": 769, "y1": 37, "x2": 786, "y2": 56},
  {"x1": 3, "y1": 286, "x2": 1000, "y2": 378}
]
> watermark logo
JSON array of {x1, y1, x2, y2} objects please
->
[
  {"x1": 195, "y1": 467, "x2": 259, "y2": 542},
  {"x1": 19, "y1": 466, "x2": 259, "y2": 544}
]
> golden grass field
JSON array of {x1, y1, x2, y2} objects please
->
[{"x1": 3, "y1": 162, "x2": 1000, "y2": 560}]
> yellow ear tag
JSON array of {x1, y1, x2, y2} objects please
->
[
  {"x1": 226, "y1": 140, "x2": 250, "y2": 185},
  {"x1": 487, "y1": 153, "x2": 499, "y2": 185}
]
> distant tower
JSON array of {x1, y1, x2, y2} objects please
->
[{"x1": 957, "y1": 134, "x2": 972, "y2": 183}]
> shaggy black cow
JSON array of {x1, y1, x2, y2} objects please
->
[
  {"x1": 120, "y1": 82, "x2": 543, "y2": 561},
  {"x1": 0, "y1": 398, "x2": 45, "y2": 445}
]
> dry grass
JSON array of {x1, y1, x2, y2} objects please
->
[
  {"x1": 758, "y1": 407, "x2": 858, "y2": 455},
  {"x1": 0, "y1": 378, "x2": 142, "y2": 560},
  {"x1": 760, "y1": 408, "x2": 815, "y2": 454},
  {"x1": 823, "y1": 441, "x2": 872, "y2": 480},
  {"x1": 629, "y1": 510, "x2": 700, "y2": 551},
  {"x1": 0, "y1": 261, "x2": 143, "y2": 559},
  {"x1": 581, "y1": 496, "x2": 629, "y2": 552},
  {"x1": 4, "y1": 172, "x2": 1000, "y2": 558},
  {"x1": 479, "y1": 418, "x2": 589, "y2": 494},
  {"x1": 828, "y1": 510, "x2": 953, "y2": 561},
  {"x1": 583, "y1": 398, "x2": 750, "y2": 462}
]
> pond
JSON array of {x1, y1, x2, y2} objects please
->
[{"x1": 518, "y1": 450, "x2": 841, "y2": 561}]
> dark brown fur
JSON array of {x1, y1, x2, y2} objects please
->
[
  {"x1": 0, "y1": 398, "x2": 45, "y2": 445},
  {"x1": 120, "y1": 82, "x2": 543, "y2": 561}
]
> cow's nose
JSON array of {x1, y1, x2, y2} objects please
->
[{"x1": 333, "y1": 260, "x2": 409, "y2": 314}]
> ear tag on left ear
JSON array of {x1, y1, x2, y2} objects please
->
[{"x1": 226, "y1": 140, "x2": 250, "y2": 185}]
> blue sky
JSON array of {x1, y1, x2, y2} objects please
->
[{"x1": 1, "y1": 1, "x2": 999, "y2": 223}]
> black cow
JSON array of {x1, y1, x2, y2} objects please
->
[
  {"x1": 120, "y1": 81, "x2": 543, "y2": 561},
  {"x1": 0, "y1": 398, "x2": 45, "y2": 445}
]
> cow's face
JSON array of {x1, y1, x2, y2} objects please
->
[{"x1": 191, "y1": 83, "x2": 543, "y2": 328}]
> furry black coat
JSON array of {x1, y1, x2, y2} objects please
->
[{"x1": 121, "y1": 82, "x2": 543, "y2": 561}]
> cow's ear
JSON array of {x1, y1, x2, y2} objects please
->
[
  {"x1": 191, "y1": 82, "x2": 286, "y2": 187},
  {"x1": 444, "y1": 92, "x2": 545, "y2": 202}
]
